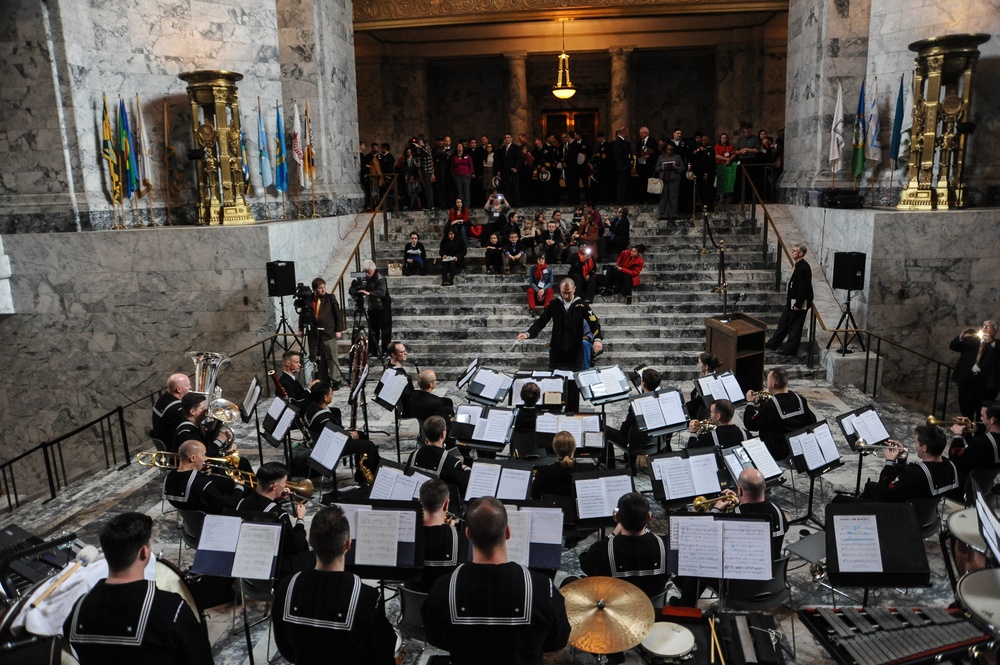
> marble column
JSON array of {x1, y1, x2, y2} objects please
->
[
  {"x1": 506, "y1": 52, "x2": 528, "y2": 138},
  {"x1": 609, "y1": 48, "x2": 631, "y2": 134}
]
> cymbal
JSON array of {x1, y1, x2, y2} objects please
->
[{"x1": 561, "y1": 576, "x2": 655, "y2": 654}]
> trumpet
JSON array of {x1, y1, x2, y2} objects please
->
[
  {"x1": 810, "y1": 558, "x2": 827, "y2": 581},
  {"x1": 855, "y1": 438, "x2": 907, "y2": 462},
  {"x1": 749, "y1": 389, "x2": 773, "y2": 405},
  {"x1": 926, "y1": 415, "x2": 975, "y2": 433},
  {"x1": 692, "y1": 420, "x2": 717, "y2": 435},
  {"x1": 690, "y1": 493, "x2": 740, "y2": 512}
]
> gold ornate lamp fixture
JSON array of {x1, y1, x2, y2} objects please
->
[
  {"x1": 552, "y1": 19, "x2": 576, "y2": 100},
  {"x1": 178, "y1": 70, "x2": 255, "y2": 225}
]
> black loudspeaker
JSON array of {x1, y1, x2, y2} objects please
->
[
  {"x1": 832, "y1": 252, "x2": 866, "y2": 291},
  {"x1": 266, "y1": 261, "x2": 296, "y2": 297}
]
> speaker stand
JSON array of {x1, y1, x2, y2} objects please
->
[
  {"x1": 825, "y1": 290, "x2": 867, "y2": 355},
  {"x1": 267, "y1": 296, "x2": 304, "y2": 361}
]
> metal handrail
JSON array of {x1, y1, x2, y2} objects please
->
[
  {"x1": 737, "y1": 165, "x2": 955, "y2": 414},
  {"x1": 0, "y1": 180, "x2": 402, "y2": 514}
]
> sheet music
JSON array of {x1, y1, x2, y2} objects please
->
[
  {"x1": 815, "y1": 424, "x2": 840, "y2": 464},
  {"x1": 355, "y1": 511, "x2": 400, "y2": 567},
  {"x1": 350, "y1": 365, "x2": 369, "y2": 403},
  {"x1": 458, "y1": 359, "x2": 479, "y2": 388},
  {"x1": 465, "y1": 463, "x2": 502, "y2": 501},
  {"x1": 789, "y1": 431, "x2": 803, "y2": 456},
  {"x1": 658, "y1": 391, "x2": 687, "y2": 425},
  {"x1": 310, "y1": 427, "x2": 349, "y2": 470},
  {"x1": 722, "y1": 451, "x2": 744, "y2": 485},
  {"x1": 242, "y1": 380, "x2": 259, "y2": 416},
  {"x1": 377, "y1": 369, "x2": 407, "y2": 407},
  {"x1": 676, "y1": 518, "x2": 723, "y2": 578},
  {"x1": 689, "y1": 454, "x2": 722, "y2": 494},
  {"x1": 703, "y1": 375, "x2": 727, "y2": 401},
  {"x1": 577, "y1": 370, "x2": 601, "y2": 387},
  {"x1": 742, "y1": 438, "x2": 782, "y2": 478},
  {"x1": 975, "y1": 493, "x2": 1000, "y2": 562},
  {"x1": 590, "y1": 383, "x2": 607, "y2": 396},
  {"x1": 497, "y1": 468, "x2": 531, "y2": 500},
  {"x1": 409, "y1": 471, "x2": 433, "y2": 499},
  {"x1": 231, "y1": 523, "x2": 282, "y2": 580},
  {"x1": 722, "y1": 520, "x2": 772, "y2": 580},
  {"x1": 273, "y1": 407, "x2": 296, "y2": 440},
  {"x1": 579, "y1": 415, "x2": 600, "y2": 432},
  {"x1": 521, "y1": 507, "x2": 563, "y2": 544},
  {"x1": 478, "y1": 371, "x2": 509, "y2": 401},
  {"x1": 720, "y1": 373, "x2": 744, "y2": 402},
  {"x1": 635, "y1": 396, "x2": 667, "y2": 431},
  {"x1": 333, "y1": 503, "x2": 371, "y2": 535},
  {"x1": 557, "y1": 417, "x2": 584, "y2": 447},
  {"x1": 505, "y1": 511, "x2": 531, "y2": 566},
  {"x1": 603, "y1": 474, "x2": 633, "y2": 513},
  {"x1": 583, "y1": 431, "x2": 604, "y2": 449},
  {"x1": 511, "y1": 378, "x2": 531, "y2": 406},
  {"x1": 601, "y1": 366, "x2": 628, "y2": 391},
  {"x1": 575, "y1": 478, "x2": 611, "y2": 519},
  {"x1": 199, "y1": 515, "x2": 241, "y2": 552},
  {"x1": 840, "y1": 413, "x2": 857, "y2": 436},
  {"x1": 397, "y1": 510, "x2": 417, "y2": 543},
  {"x1": 854, "y1": 409, "x2": 890, "y2": 444},
  {"x1": 266, "y1": 397, "x2": 286, "y2": 420},
  {"x1": 656, "y1": 457, "x2": 695, "y2": 499},
  {"x1": 369, "y1": 467, "x2": 404, "y2": 501},
  {"x1": 538, "y1": 378, "x2": 564, "y2": 394},
  {"x1": 456, "y1": 404, "x2": 483, "y2": 425},
  {"x1": 536, "y1": 413, "x2": 559, "y2": 434},
  {"x1": 472, "y1": 409, "x2": 513, "y2": 443},
  {"x1": 552, "y1": 369, "x2": 575, "y2": 379},
  {"x1": 797, "y1": 432, "x2": 825, "y2": 471},
  {"x1": 389, "y1": 474, "x2": 418, "y2": 501},
  {"x1": 833, "y1": 514, "x2": 883, "y2": 573}
]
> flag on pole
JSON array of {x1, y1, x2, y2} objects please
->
[
  {"x1": 829, "y1": 82, "x2": 845, "y2": 171},
  {"x1": 257, "y1": 105, "x2": 273, "y2": 188},
  {"x1": 291, "y1": 102, "x2": 304, "y2": 188},
  {"x1": 134, "y1": 94, "x2": 152, "y2": 196},
  {"x1": 890, "y1": 75, "x2": 910, "y2": 166},
  {"x1": 275, "y1": 104, "x2": 288, "y2": 193},
  {"x1": 240, "y1": 129, "x2": 251, "y2": 194},
  {"x1": 850, "y1": 79, "x2": 866, "y2": 178},
  {"x1": 865, "y1": 77, "x2": 882, "y2": 164},
  {"x1": 117, "y1": 97, "x2": 139, "y2": 198},
  {"x1": 163, "y1": 102, "x2": 182, "y2": 196},
  {"x1": 102, "y1": 94, "x2": 122, "y2": 204},
  {"x1": 304, "y1": 101, "x2": 316, "y2": 187}
]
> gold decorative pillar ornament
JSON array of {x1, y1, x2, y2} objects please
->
[
  {"x1": 178, "y1": 70, "x2": 255, "y2": 224},
  {"x1": 897, "y1": 34, "x2": 990, "y2": 210}
]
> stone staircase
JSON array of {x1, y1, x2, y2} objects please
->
[{"x1": 375, "y1": 206, "x2": 786, "y2": 383}]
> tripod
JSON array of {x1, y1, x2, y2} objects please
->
[
  {"x1": 266, "y1": 296, "x2": 304, "y2": 362},
  {"x1": 825, "y1": 289, "x2": 867, "y2": 355}
]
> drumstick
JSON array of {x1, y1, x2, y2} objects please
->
[
  {"x1": 30, "y1": 545, "x2": 100, "y2": 609},
  {"x1": 710, "y1": 616, "x2": 726, "y2": 665}
]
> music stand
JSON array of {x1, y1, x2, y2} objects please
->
[
  {"x1": 571, "y1": 468, "x2": 635, "y2": 530},
  {"x1": 240, "y1": 377, "x2": 265, "y2": 462},
  {"x1": 464, "y1": 366, "x2": 514, "y2": 406},
  {"x1": 786, "y1": 421, "x2": 844, "y2": 528},
  {"x1": 449, "y1": 405, "x2": 516, "y2": 455},
  {"x1": 645, "y1": 448, "x2": 727, "y2": 507},
  {"x1": 261, "y1": 397, "x2": 300, "y2": 466},
  {"x1": 835, "y1": 406, "x2": 891, "y2": 495},
  {"x1": 695, "y1": 370, "x2": 747, "y2": 409},
  {"x1": 373, "y1": 367, "x2": 409, "y2": 461},
  {"x1": 326, "y1": 499, "x2": 425, "y2": 582}
]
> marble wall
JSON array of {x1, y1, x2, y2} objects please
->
[
  {"x1": 788, "y1": 204, "x2": 1000, "y2": 409},
  {"x1": 0, "y1": 214, "x2": 359, "y2": 482},
  {"x1": 0, "y1": 0, "x2": 362, "y2": 233}
]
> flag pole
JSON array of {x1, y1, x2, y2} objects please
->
[
  {"x1": 163, "y1": 102, "x2": 171, "y2": 226},
  {"x1": 869, "y1": 162, "x2": 876, "y2": 207},
  {"x1": 117, "y1": 139, "x2": 127, "y2": 229},
  {"x1": 296, "y1": 181, "x2": 303, "y2": 219},
  {"x1": 887, "y1": 166, "x2": 894, "y2": 206},
  {"x1": 310, "y1": 180, "x2": 317, "y2": 218},
  {"x1": 137, "y1": 94, "x2": 154, "y2": 226},
  {"x1": 259, "y1": 97, "x2": 270, "y2": 220},
  {"x1": 832, "y1": 168, "x2": 836, "y2": 191}
]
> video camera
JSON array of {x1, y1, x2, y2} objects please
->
[
  {"x1": 292, "y1": 282, "x2": 314, "y2": 320},
  {"x1": 348, "y1": 271, "x2": 367, "y2": 310}
]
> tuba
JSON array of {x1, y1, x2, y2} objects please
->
[{"x1": 188, "y1": 352, "x2": 240, "y2": 444}]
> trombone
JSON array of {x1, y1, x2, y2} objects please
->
[
  {"x1": 689, "y1": 493, "x2": 739, "y2": 512},
  {"x1": 136, "y1": 450, "x2": 243, "y2": 471}
]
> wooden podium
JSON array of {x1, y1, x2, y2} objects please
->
[{"x1": 705, "y1": 313, "x2": 767, "y2": 393}]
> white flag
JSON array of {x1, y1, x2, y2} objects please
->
[
  {"x1": 291, "y1": 102, "x2": 304, "y2": 188},
  {"x1": 134, "y1": 94, "x2": 153, "y2": 195},
  {"x1": 865, "y1": 78, "x2": 882, "y2": 163},
  {"x1": 829, "y1": 82, "x2": 845, "y2": 170}
]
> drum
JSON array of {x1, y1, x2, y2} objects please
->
[
  {"x1": 393, "y1": 627, "x2": 404, "y2": 665},
  {"x1": 154, "y1": 559, "x2": 201, "y2": 624},
  {"x1": 638, "y1": 622, "x2": 697, "y2": 663},
  {"x1": 948, "y1": 508, "x2": 989, "y2": 553},
  {"x1": 957, "y1": 569, "x2": 1000, "y2": 637}
]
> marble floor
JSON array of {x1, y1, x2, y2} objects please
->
[{"x1": 0, "y1": 362, "x2": 987, "y2": 665}]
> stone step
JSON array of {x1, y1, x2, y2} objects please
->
[
  {"x1": 388, "y1": 283, "x2": 779, "y2": 297},
  {"x1": 386, "y1": 268, "x2": 779, "y2": 283},
  {"x1": 383, "y1": 310, "x2": 781, "y2": 328},
  {"x1": 398, "y1": 325, "x2": 727, "y2": 341}
]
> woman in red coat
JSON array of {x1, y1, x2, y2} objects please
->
[{"x1": 614, "y1": 244, "x2": 645, "y2": 304}]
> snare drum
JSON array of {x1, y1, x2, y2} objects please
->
[
  {"x1": 638, "y1": 622, "x2": 697, "y2": 663},
  {"x1": 154, "y1": 559, "x2": 201, "y2": 624},
  {"x1": 957, "y1": 569, "x2": 1000, "y2": 638},
  {"x1": 947, "y1": 508, "x2": 989, "y2": 575},
  {"x1": 393, "y1": 627, "x2": 404, "y2": 665}
]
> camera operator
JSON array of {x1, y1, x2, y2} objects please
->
[
  {"x1": 349, "y1": 259, "x2": 393, "y2": 360},
  {"x1": 296, "y1": 277, "x2": 347, "y2": 389}
]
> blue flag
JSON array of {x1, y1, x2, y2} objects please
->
[
  {"x1": 275, "y1": 105, "x2": 288, "y2": 193},
  {"x1": 117, "y1": 97, "x2": 139, "y2": 198},
  {"x1": 850, "y1": 79, "x2": 866, "y2": 178},
  {"x1": 889, "y1": 75, "x2": 906, "y2": 166},
  {"x1": 257, "y1": 106, "x2": 273, "y2": 188}
]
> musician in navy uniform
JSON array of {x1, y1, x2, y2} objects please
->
[
  {"x1": 406, "y1": 416, "x2": 470, "y2": 503},
  {"x1": 409, "y1": 479, "x2": 468, "y2": 592},
  {"x1": 605, "y1": 368, "x2": 662, "y2": 472},
  {"x1": 163, "y1": 440, "x2": 245, "y2": 514},
  {"x1": 272, "y1": 505, "x2": 397, "y2": 665},
  {"x1": 300, "y1": 381, "x2": 380, "y2": 484},
  {"x1": 150, "y1": 373, "x2": 190, "y2": 447},
  {"x1": 863, "y1": 425, "x2": 958, "y2": 501},
  {"x1": 686, "y1": 399, "x2": 749, "y2": 450},
  {"x1": 278, "y1": 350, "x2": 316, "y2": 405},
  {"x1": 236, "y1": 462, "x2": 310, "y2": 577},
  {"x1": 578, "y1": 492, "x2": 669, "y2": 598},
  {"x1": 64, "y1": 512, "x2": 212, "y2": 665},
  {"x1": 422, "y1": 497, "x2": 571, "y2": 665},
  {"x1": 743, "y1": 368, "x2": 817, "y2": 459},
  {"x1": 173, "y1": 392, "x2": 234, "y2": 458},
  {"x1": 948, "y1": 400, "x2": 1000, "y2": 498}
]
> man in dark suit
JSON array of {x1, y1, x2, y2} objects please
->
[
  {"x1": 613, "y1": 126, "x2": 632, "y2": 205},
  {"x1": 498, "y1": 133, "x2": 520, "y2": 206},
  {"x1": 564, "y1": 132, "x2": 588, "y2": 205},
  {"x1": 408, "y1": 369, "x2": 455, "y2": 424},
  {"x1": 635, "y1": 126, "x2": 657, "y2": 201},
  {"x1": 950, "y1": 321, "x2": 999, "y2": 421},
  {"x1": 765, "y1": 243, "x2": 814, "y2": 356}
]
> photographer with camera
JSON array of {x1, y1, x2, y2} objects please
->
[
  {"x1": 296, "y1": 277, "x2": 346, "y2": 388},
  {"x1": 567, "y1": 241, "x2": 598, "y2": 303},
  {"x1": 348, "y1": 260, "x2": 393, "y2": 360}
]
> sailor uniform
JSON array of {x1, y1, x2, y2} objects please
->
[
  {"x1": 422, "y1": 562, "x2": 571, "y2": 665},
  {"x1": 734, "y1": 500, "x2": 788, "y2": 559},
  {"x1": 236, "y1": 492, "x2": 309, "y2": 577},
  {"x1": 743, "y1": 392, "x2": 817, "y2": 459},
  {"x1": 409, "y1": 523, "x2": 468, "y2": 593},
  {"x1": 949, "y1": 431, "x2": 1000, "y2": 493},
  {"x1": 578, "y1": 531, "x2": 669, "y2": 597},
  {"x1": 868, "y1": 459, "x2": 959, "y2": 502},
  {"x1": 406, "y1": 446, "x2": 470, "y2": 494},
  {"x1": 151, "y1": 393, "x2": 184, "y2": 450},
  {"x1": 162, "y1": 468, "x2": 244, "y2": 514},
  {"x1": 64, "y1": 579, "x2": 212, "y2": 665},
  {"x1": 687, "y1": 423, "x2": 749, "y2": 450},
  {"x1": 272, "y1": 569, "x2": 396, "y2": 665}
]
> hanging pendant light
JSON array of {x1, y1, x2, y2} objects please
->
[{"x1": 552, "y1": 20, "x2": 576, "y2": 100}]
